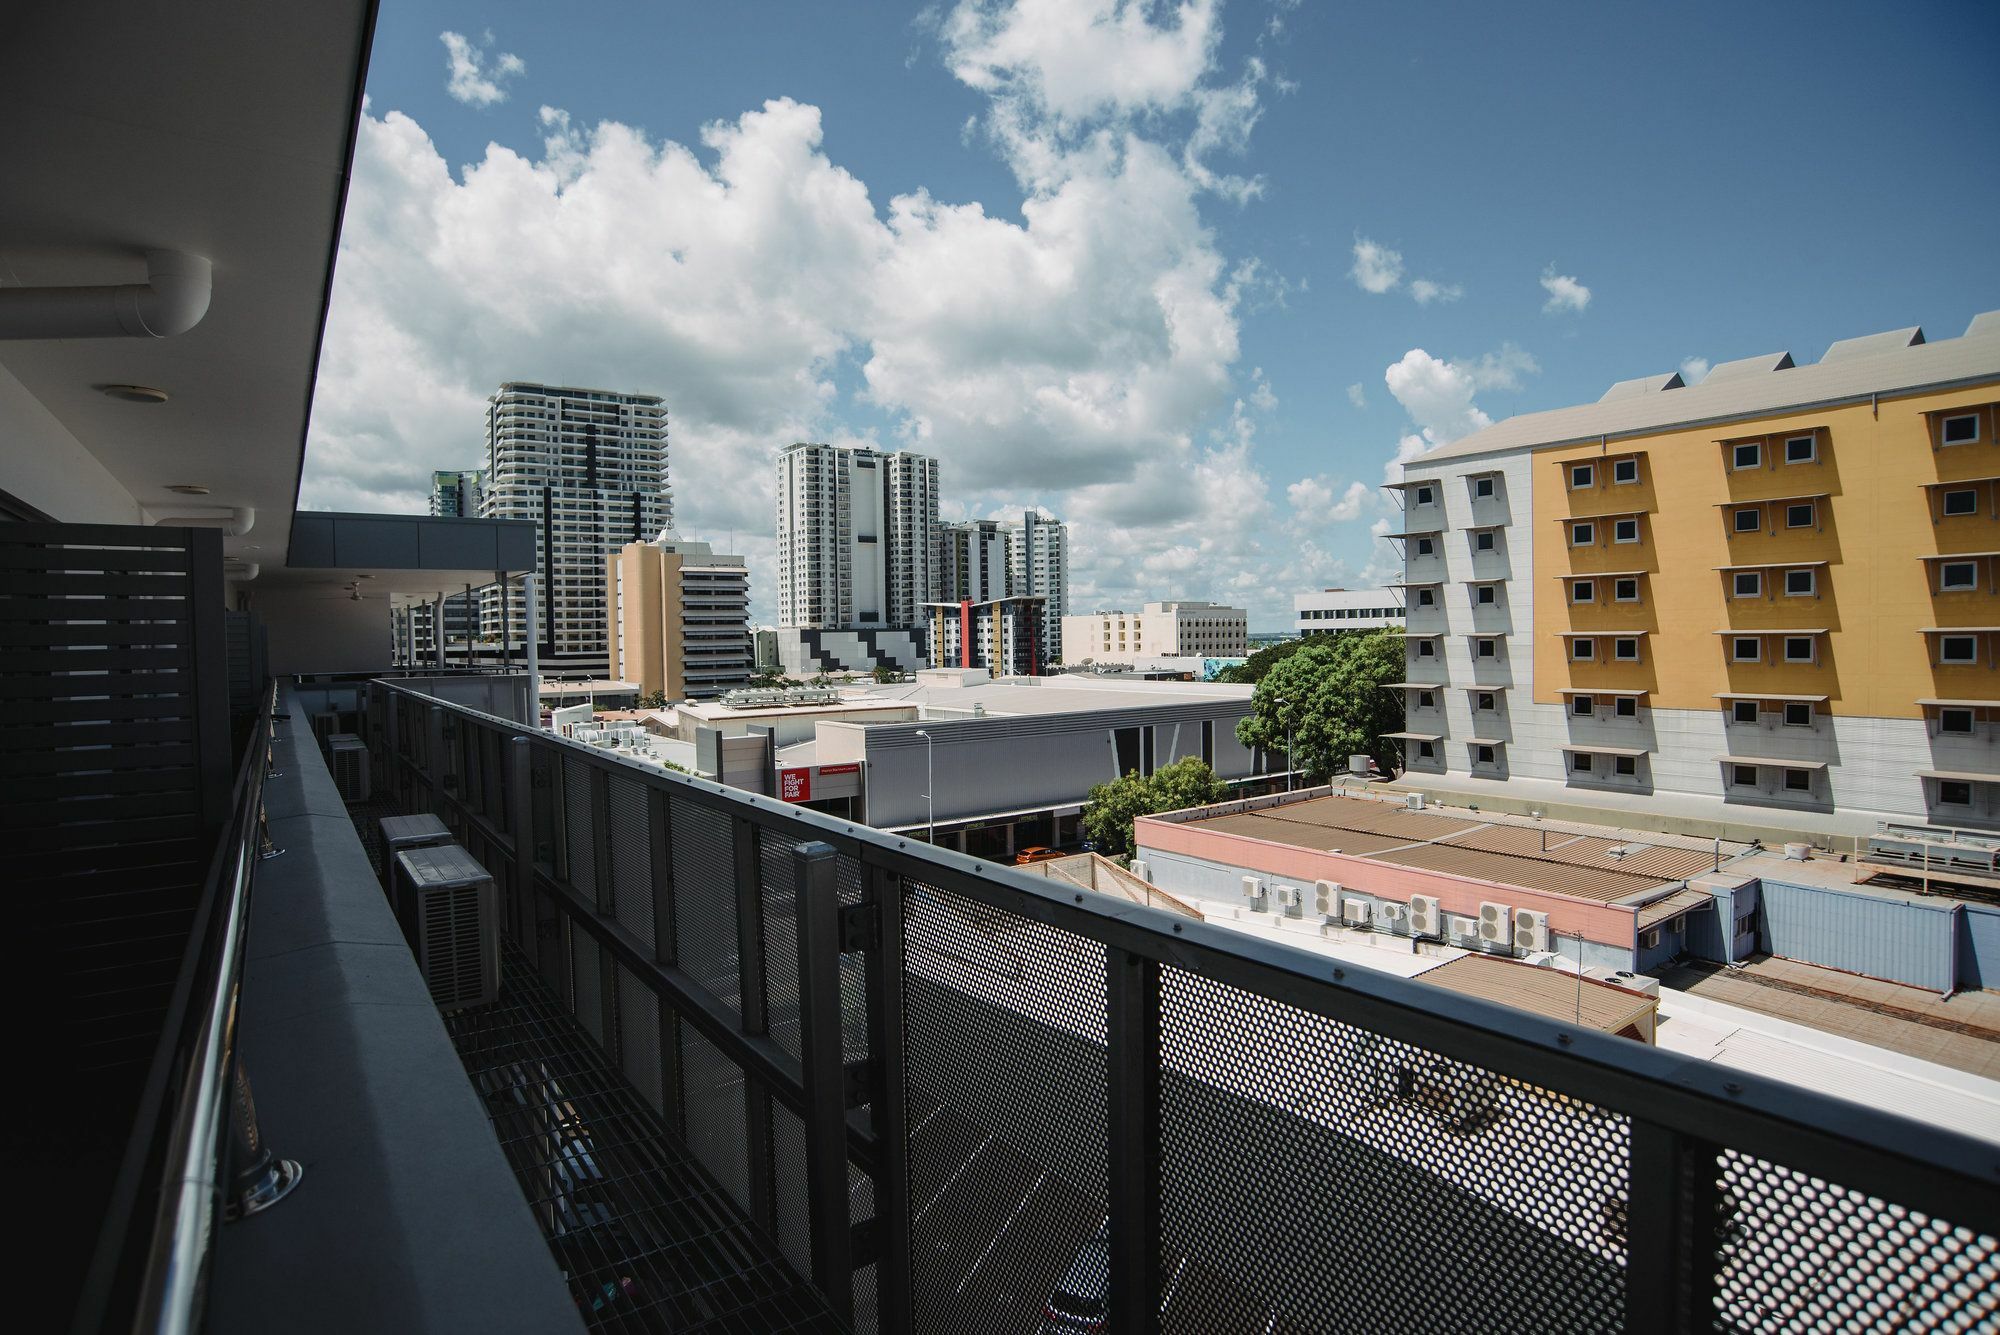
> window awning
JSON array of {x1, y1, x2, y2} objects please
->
[
  {"x1": 1384, "y1": 731, "x2": 1443, "y2": 742},
  {"x1": 1392, "y1": 630, "x2": 1443, "y2": 638},
  {"x1": 1918, "y1": 551, "x2": 2000, "y2": 563},
  {"x1": 1382, "y1": 529, "x2": 1444, "y2": 540},
  {"x1": 1917, "y1": 769, "x2": 2000, "y2": 784},
  {"x1": 1555, "y1": 570, "x2": 1647, "y2": 580},
  {"x1": 1558, "y1": 744, "x2": 1650, "y2": 758},
  {"x1": 1920, "y1": 477, "x2": 2000, "y2": 489},
  {"x1": 1712, "y1": 628, "x2": 1828, "y2": 637},
  {"x1": 1920, "y1": 626, "x2": 2000, "y2": 634},
  {"x1": 1713, "y1": 561, "x2": 1830, "y2": 572},
  {"x1": 1712, "y1": 493, "x2": 1830, "y2": 509},
  {"x1": 1465, "y1": 737, "x2": 1505, "y2": 747},
  {"x1": 1714, "y1": 755, "x2": 1829, "y2": 770},
  {"x1": 1384, "y1": 579, "x2": 1444, "y2": 588},
  {"x1": 1382, "y1": 477, "x2": 1442, "y2": 492},
  {"x1": 1562, "y1": 687, "x2": 1650, "y2": 697},
  {"x1": 1712, "y1": 692, "x2": 1828, "y2": 703},
  {"x1": 1560, "y1": 629, "x2": 1650, "y2": 638},
  {"x1": 1917, "y1": 698, "x2": 2000, "y2": 708},
  {"x1": 1380, "y1": 682, "x2": 1447, "y2": 690}
]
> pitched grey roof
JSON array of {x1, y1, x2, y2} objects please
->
[
  {"x1": 1702, "y1": 351, "x2": 1795, "y2": 384},
  {"x1": 1597, "y1": 371, "x2": 1685, "y2": 402},
  {"x1": 1416, "y1": 312, "x2": 2000, "y2": 466}
]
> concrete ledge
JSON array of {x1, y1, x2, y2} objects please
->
[{"x1": 209, "y1": 688, "x2": 582, "y2": 1335}]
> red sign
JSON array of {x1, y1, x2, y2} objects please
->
[
  {"x1": 819, "y1": 763, "x2": 860, "y2": 777},
  {"x1": 779, "y1": 768, "x2": 811, "y2": 802}
]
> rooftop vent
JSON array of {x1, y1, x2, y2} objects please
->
[
  {"x1": 1820, "y1": 326, "x2": 1924, "y2": 362},
  {"x1": 1966, "y1": 311, "x2": 2000, "y2": 340},
  {"x1": 1597, "y1": 371, "x2": 1685, "y2": 403},
  {"x1": 1700, "y1": 351, "x2": 1795, "y2": 385}
]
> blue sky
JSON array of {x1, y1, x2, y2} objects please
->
[{"x1": 304, "y1": 0, "x2": 2000, "y2": 627}]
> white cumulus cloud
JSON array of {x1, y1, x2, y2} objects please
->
[
  {"x1": 1288, "y1": 475, "x2": 1369, "y2": 523},
  {"x1": 441, "y1": 31, "x2": 525, "y2": 107},
  {"x1": 1409, "y1": 278, "x2": 1462, "y2": 305},
  {"x1": 1679, "y1": 355, "x2": 1710, "y2": 384},
  {"x1": 1540, "y1": 264, "x2": 1591, "y2": 313},
  {"x1": 943, "y1": 0, "x2": 1221, "y2": 125},
  {"x1": 1349, "y1": 236, "x2": 1403, "y2": 294},
  {"x1": 1378, "y1": 343, "x2": 1537, "y2": 482},
  {"x1": 1346, "y1": 382, "x2": 1367, "y2": 409}
]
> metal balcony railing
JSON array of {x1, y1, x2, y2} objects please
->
[{"x1": 364, "y1": 677, "x2": 2000, "y2": 1335}]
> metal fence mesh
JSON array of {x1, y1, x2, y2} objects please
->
[
  {"x1": 760, "y1": 827, "x2": 804, "y2": 1060},
  {"x1": 681, "y1": 1021, "x2": 750, "y2": 1213},
  {"x1": 1156, "y1": 965, "x2": 1627, "y2": 1333},
  {"x1": 672, "y1": 801, "x2": 739, "y2": 1013},
  {"x1": 609, "y1": 775, "x2": 653, "y2": 953},
  {"x1": 1713, "y1": 1149, "x2": 1999, "y2": 1333},
  {"x1": 900, "y1": 881, "x2": 1109, "y2": 1333}
]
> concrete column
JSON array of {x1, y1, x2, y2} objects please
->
[
  {"x1": 954, "y1": 830, "x2": 968, "y2": 853},
  {"x1": 1004, "y1": 823, "x2": 1016, "y2": 856}
]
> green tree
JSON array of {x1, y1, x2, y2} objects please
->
[
  {"x1": 1235, "y1": 627, "x2": 1407, "y2": 780},
  {"x1": 872, "y1": 664, "x2": 900, "y2": 684},
  {"x1": 1081, "y1": 756, "x2": 1227, "y2": 857}
]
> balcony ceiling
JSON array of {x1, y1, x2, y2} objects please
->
[{"x1": 0, "y1": 0, "x2": 375, "y2": 573}]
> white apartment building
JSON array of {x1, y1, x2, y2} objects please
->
[
  {"x1": 1002, "y1": 510, "x2": 1068, "y2": 664},
  {"x1": 429, "y1": 468, "x2": 486, "y2": 518},
  {"x1": 1295, "y1": 587, "x2": 1407, "y2": 635},
  {"x1": 776, "y1": 442, "x2": 938, "y2": 673},
  {"x1": 1062, "y1": 600, "x2": 1248, "y2": 665},
  {"x1": 477, "y1": 382, "x2": 671, "y2": 677},
  {"x1": 937, "y1": 519, "x2": 1011, "y2": 604}
]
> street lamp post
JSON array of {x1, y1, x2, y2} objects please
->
[{"x1": 914, "y1": 729, "x2": 935, "y2": 846}]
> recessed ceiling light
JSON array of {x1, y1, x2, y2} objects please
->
[
  {"x1": 165, "y1": 483, "x2": 210, "y2": 495},
  {"x1": 101, "y1": 384, "x2": 170, "y2": 404}
]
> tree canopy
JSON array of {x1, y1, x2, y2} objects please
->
[
  {"x1": 1081, "y1": 756, "x2": 1227, "y2": 857},
  {"x1": 1234, "y1": 628, "x2": 1406, "y2": 780},
  {"x1": 1213, "y1": 637, "x2": 1307, "y2": 685}
]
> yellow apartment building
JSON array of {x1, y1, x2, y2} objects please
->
[
  {"x1": 1389, "y1": 312, "x2": 2000, "y2": 834},
  {"x1": 605, "y1": 531, "x2": 754, "y2": 701}
]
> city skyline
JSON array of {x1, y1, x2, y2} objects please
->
[{"x1": 296, "y1": 0, "x2": 2000, "y2": 629}]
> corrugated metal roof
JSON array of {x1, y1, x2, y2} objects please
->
[
  {"x1": 1598, "y1": 371, "x2": 1685, "y2": 402},
  {"x1": 1418, "y1": 314, "x2": 1999, "y2": 465},
  {"x1": 1416, "y1": 954, "x2": 1656, "y2": 1033},
  {"x1": 1367, "y1": 841, "x2": 1667, "y2": 903},
  {"x1": 1637, "y1": 886, "x2": 1717, "y2": 931},
  {"x1": 1185, "y1": 810, "x2": 1415, "y2": 855},
  {"x1": 1821, "y1": 326, "x2": 1924, "y2": 361},
  {"x1": 1702, "y1": 351, "x2": 1795, "y2": 384}
]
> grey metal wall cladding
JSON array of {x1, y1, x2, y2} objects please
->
[
  {"x1": 863, "y1": 705, "x2": 1260, "y2": 829},
  {"x1": 1636, "y1": 919, "x2": 1686, "y2": 974},
  {"x1": 1760, "y1": 879, "x2": 1954, "y2": 992},
  {"x1": 1962, "y1": 905, "x2": 2000, "y2": 990},
  {"x1": 1684, "y1": 887, "x2": 1732, "y2": 963}
]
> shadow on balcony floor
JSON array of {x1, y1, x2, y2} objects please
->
[{"x1": 442, "y1": 947, "x2": 842, "y2": 1334}]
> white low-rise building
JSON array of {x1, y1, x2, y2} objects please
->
[
  {"x1": 1294, "y1": 587, "x2": 1406, "y2": 635},
  {"x1": 1062, "y1": 599, "x2": 1247, "y2": 665}
]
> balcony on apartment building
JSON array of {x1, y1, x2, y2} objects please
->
[{"x1": 12, "y1": 5, "x2": 2000, "y2": 1334}]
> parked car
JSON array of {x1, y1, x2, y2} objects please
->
[
  {"x1": 1040, "y1": 1223, "x2": 1108, "y2": 1332},
  {"x1": 1014, "y1": 845, "x2": 1064, "y2": 865}
]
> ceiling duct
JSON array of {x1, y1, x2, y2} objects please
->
[
  {"x1": 0, "y1": 249, "x2": 212, "y2": 340},
  {"x1": 152, "y1": 505, "x2": 255, "y2": 536}
]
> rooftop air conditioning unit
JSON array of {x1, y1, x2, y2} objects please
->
[
  {"x1": 1240, "y1": 875, "x2": 1266, "y2": 909},
  {"x1": 311, "y1": 711, "x2": 342, "y2": 750},
  {"x1": 1478, "y1": 901, "x2": 1512, "y2": 947},
  {"x1": 392, "y1": 845, "x2": 500, "y2": 1011},
  {"x1": 1447, "y1": 914, "x2": 1481, "y2": 943},
  {"x1": 1606, "y1": 970, "x2": 1662, "y2": 1000},
  {"x1": 1521, "y1": 951, "x2": 1560, "y2": 968},
  {"x1": 1314, "y1": 879, "x2": 1342, "y2": 918},
  {"x1": 1274, "y1": 884, "x2": 1302, "y2": 916},
  {"x1": 328, "y1": 734, "x2": 370, "y2": 803},
  {"x1": 1407, "y1": 894, "x2": 1439, "y2": 937},
  {"x1": 1341, "y1": 898, "x2": 1371, "y2": 926},
  {"x1": 1406, "y1": 792, "x2": 1427, "y2": 811},
  {"x1": 1380, "y1": 902, "x2": 1409, "y2": 931},
  {"x1": 1513, "y1": 909, "x2": 1550, "y2": 954},
  {"x1": 378, "y1": 813, "x2": 454, "y2": 886}
]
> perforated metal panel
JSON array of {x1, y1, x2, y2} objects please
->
[
  {"x1": 771, "y1": 1101, "x2": 813, "y2": 1281},
  {"x1": 1714, "y1": 1150, "x2": 1999, "y2": 1333},
  {"x1": 563, "y1": 756, "x2": 597, "y2": 905},
  {"x1": 573, "y1": 930, "x2": 605, "y2": 1045},
  {"x1": 760, "y1": 828, "x2": 804, "y2": 1060},
  {"x1": 617, "y1": 962, "x2": 664, "y2": 1117},
  {"x1": 1155, "y1": 967, "x2": 1627, "y2": 1333},
  {"x1": 900, "y1": 882, "x2": 1109, "y2": 1333},
  {"x1": 672, "y1": 800, "x2": 739, "y2": 1012},
  {"x1": 682, "y1": 1021, "x2": 749, "y2": 1211},
  {"x1": 608, "y1": 774, "x2": 654, "y2": 953}
]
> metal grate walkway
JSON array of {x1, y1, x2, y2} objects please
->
[{"x1": 443, "y1": 949, "x2": 842, "y2": 1334}]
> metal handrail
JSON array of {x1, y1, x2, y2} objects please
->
[{"x1": 71, "y1": 680, "x2": 278, "y2": 1335}]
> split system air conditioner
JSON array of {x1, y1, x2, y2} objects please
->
[
  {"x1": 1341, "y1": 898, "x2": 1371, "y2": 926},
  {"x1": 1478, "y1": 901, "x2": 1512, "y2": 947},
  {"x1": 1513, "y1": 909, "x2": 1550, "y2": 953},
  {"x1": 1274, "y1": 884, "x2": 1302, "y2": 915},
  {"x1": 378, "y1": 812, "x2": 454, "y2": 886},
  {"x1": 1379, "y1": 902, "x2": 1408, "y2": 929},
  {"x1": 1407, "y1": 894, "x2": 1439, "y2": 937},
  {"x1": 392, "y1": 844, "x2": 500, "y2": 1011},
  {"x1": 328, "y1": 734, "x2": 370, "y2": 803},
  {"x1": 1240, "y1": 875, "x2": 1266, "y2": 909},
  {"x1": 1314, "y1": 880, "x2": 1342, "y2": 918}
]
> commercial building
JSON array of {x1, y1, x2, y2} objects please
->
[
  {"x1": 925, "y1": 595, "x2": 1046, "y2": 677},
  {"x1": 774, "y1": 441, "x2": 937, "y2": 673},
  {"x1": 1388, "y1": 313, "x2": 2000, "y2": 835},
  {"x1": 753, "y1": 626, "x2": 781, "y2": 674},
  {"x1": 1295, "y1": 587, "x2": 1407, "y2": 634},
  {"x1": 428, "y1": 468, "x2": 485, "y2": 518},
  {"x1": 1062, "y1": 599, "x2": 1249, "y2": 666},
  {"x1": 1003, "y1": 509, "x2": 1069, "y2": 664},
  {"x1": 477, "y1": 381, "x2": 672, "y2": 677},
  {"x1": 605, "y1": 530, "x2": 753, "y2": 701}
]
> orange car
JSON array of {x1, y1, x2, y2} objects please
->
[{"x1": 1013, "y1": 845, "x2": 1063, "y2": 865}]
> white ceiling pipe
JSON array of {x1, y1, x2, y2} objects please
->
[
  {"x1": 224, "y1": 562, "x2": 260, "y2": 581},
  {"x1": 151, "y1": 505, "x2": 255, "y2": 536},
  {"x1": 0, "y1": 249, "x2": 212, "y2": 340}
]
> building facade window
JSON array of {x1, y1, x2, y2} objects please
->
[
  {"x1": 1614, "y1": 577, "x2": 1640, "y2": 603},
  {"x1": 1417, "y1": 740, "x2": 1435, "y2": 760},
  {"x1": 1784, "y1": 435, "x2": 1818, "y2": 465},
  {"x1": 1476, "y1": 638, "x2": 1498, "y2": 659},
  {"x1": 1572, "y1": 695, "x2": 1594, "y2": 717},
  {"x1": 1473, "y1": 476, "x2": 1496, "y2": 499},
  {"x1": 1613, "y1": 458, "x2": 1639, "y2": 484},
  {"x1": 1785, "y1": 501, "x2": 1816, "y2": 529},
  {"x1": 1413, "y1": 484, "x2": 1436, "y2": 505},
  {"x1": 1785, "y1": 568, "x2": 1816, "y2": 597},
  {"x1": 1734, "y1": 507, "x2": 1762, "y2": 533},
  {"x1": 1570, "y1": 462, "x2": 1595, "y2": 489},
  {"x1": 1732, "y1": 637, "x2": 1761, "y2": 662},
  {"x1": 1784, "y1": 768, "x2": 1813, "y2": 793},
  {"x1": 1783, "y1": 702, "x2": 1814, "y2": 727},
  {"x1": 1614, "y1": 517, "x2": 1641, "y2": 544},
  {"x1": 1476, "y1": 691, "x2": 1497, "y2": 711},
  {"x1": 1941, "y1": 413, "x2": 1982, "y2": 447},
  {"x1": 1571, "y1": 521, "x2": 1595, "y2": 547},
  {"x1": 1416, "y1": 690, "x2": 1435, "y2": 709},
  {"x1": 1475, "y1": 584, "x2": 1497, "y2": 605},
  {"x1": 1941, "y1": 561, "x2": 1978, "y2": 592},
  {"x1": 1732, "y1": 699, "x2": 1759, "y2": 724},
  {"x1": 1474, "y1": 530, "x2": 1496, "y2": 552},
  {"x1": 1942, "y1": 488, "x2": 1978, "y2": 517},
  {"x1": 1941, "y1": 707, "x2": 1975, "y2": 735},
  {"x1": 1940, "y1": 779, "x2": 1975, "y2": 806},
  {"x1": 1733, "y1": 571, "x2": 1762, "y2": 599},
  {"x1": 1731, "y1": 764, "x2": 1759, "y2": 788},
  {"x1": 1416, "y1": 537, "x2": 1435, "y2": 557},
  {"x1": 1783, "y1": 636, "x2": 1816, "y2": 663},
  {"x1": 1475, "y1": 744, "x2": 1496, "y2": 764},
  {"x1": 1571, "y1": 751, "x2": 1593, "y2": 773},
  {"x1": 1572, "y1": 579, "x2": 1595, "y2": 604},
  {"x1": 1942, "y1": 635, "x2": 1979, "y2": 665},
  {"x1": 1572, "y1": 637, "x2": 1595, "y2": 661},
  {"x1": 1614, "y1": 695, "x2": 1639, "y2": 718},
  {"x1": 1615, "y1": 754, "x2": 1639, "y2": 777},
  {"x1": 1733, "y1": 441, "x2": 1763, "y2": 470}
]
